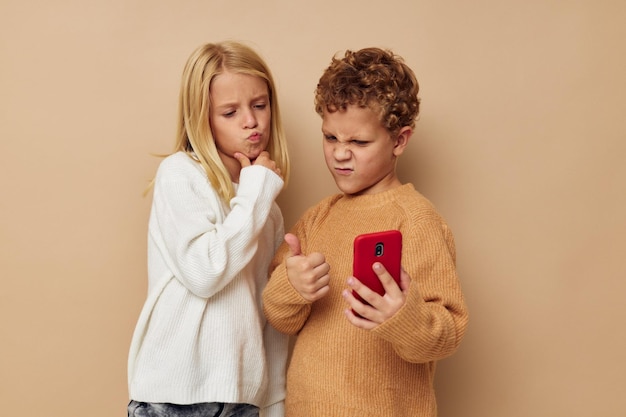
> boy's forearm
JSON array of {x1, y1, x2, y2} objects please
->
[
  {"x1": 263, "y1": 265, "x2": 312, "y2": 335},
  {"x1": 373, "y1": 281, "x2": 469, "y2": 363}
]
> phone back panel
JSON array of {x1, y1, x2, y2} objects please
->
[{"x1": 352, "y1": 230, "x2": 402, "y2": 297}]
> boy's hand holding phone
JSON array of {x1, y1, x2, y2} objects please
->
[
  {"x1": 344, "y1": 230, "x2": 410, "y2": 329},
  {"x1": 284, "y1": 233, "x2": 331, "y2": 302},
  {"x1": 343, "y1": 263, "x2": 411, "y2": 329}
]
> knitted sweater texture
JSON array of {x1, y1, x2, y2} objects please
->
[
  {"x1": 128, "y1": 152, "x2": 288, "y2": 417},
  {"x1": 263, "y1": 183, "x2": 469, "y2": 417}
]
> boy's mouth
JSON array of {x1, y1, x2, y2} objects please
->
[{"x1": 334, "y1": 167, "x2": 353, "y2": 175}]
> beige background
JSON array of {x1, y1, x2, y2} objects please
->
[{"x1": 1, "y1": 0, "x2": 625, "y2": 416}]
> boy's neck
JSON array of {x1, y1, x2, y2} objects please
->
[{"x1": 344, "y1": 177, "x2": 403, "y2": 197}]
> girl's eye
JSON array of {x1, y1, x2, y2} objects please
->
[
  {"x1": 253, "y1": 103, "x2": 267, "y2": 110},
  {"x1": 223, "y1": 110, "x2": 236, "y2": 117}
]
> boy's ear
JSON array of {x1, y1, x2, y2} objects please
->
[{"x1": 392, "y1": 126, "x2": 412, "y2": 156}]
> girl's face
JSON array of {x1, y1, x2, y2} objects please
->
[
  {"x1": 209, "y1": 71, "x2": 271, "y2": 181},
  {"x1": 321, "y1": 104, "x2": 410, "y2": 196}
]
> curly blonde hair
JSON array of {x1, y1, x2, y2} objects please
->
[{"x1": 314, "y1": 48, "x2": 420, "y2": 134}]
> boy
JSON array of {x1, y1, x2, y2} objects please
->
[{"x1": 262, "y1": 47, "x2": 469, "y2": 416}]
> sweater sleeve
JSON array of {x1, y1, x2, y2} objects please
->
[
  {"x1": 262, "y1": 216, "x2": 314, "y2": 335},
  {"x1": 372, "y1": 219, "x2": 469, "y2": 363},
  {"x1": 150, "y1": 155, "x2": 283, "y2": 298},
  {"x1": 259, "y1": 400, "x2": 284, "y2": 417}
]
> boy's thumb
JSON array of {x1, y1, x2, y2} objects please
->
[{"x1": 284, "y1": 233, "x2": 302, "y2": 257}]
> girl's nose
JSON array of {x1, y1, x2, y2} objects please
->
[{"x1": 242, "y1": 110, "x2": 258, "y2": 128}]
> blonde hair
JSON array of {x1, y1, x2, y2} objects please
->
[{"x1": 167, "y1": 41, "x2": 290, "y2": 203}]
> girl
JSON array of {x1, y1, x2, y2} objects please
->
[{"x1": 127, "y1": 41, "x2": 290, "y2": 417}]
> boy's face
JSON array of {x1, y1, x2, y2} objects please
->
[{"x1": 321, "y1": 104, "x2": 409, "y2": 196}]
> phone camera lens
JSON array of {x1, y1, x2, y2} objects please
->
[{"x1": 375, "y1": 243, "x2": 384, "y2": 257}]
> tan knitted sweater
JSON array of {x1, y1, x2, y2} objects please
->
[{"x1": 263, "y1": 183, "x2": 469, "y2": 417}]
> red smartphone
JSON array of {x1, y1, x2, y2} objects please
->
[{"x1": 352, "y1": 230, "x2": 402, "y2": 306}]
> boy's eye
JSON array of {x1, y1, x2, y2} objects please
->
[
  {"x1": 351, "y1": 140, "x2": 368, "y2": 146},
  {"x1": 324, "y1": 134, "x2": 337, "y2": 142}
]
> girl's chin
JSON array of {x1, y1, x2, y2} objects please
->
[{"x1": 245, "y1": 149, "x2": 265, "y2": 161}]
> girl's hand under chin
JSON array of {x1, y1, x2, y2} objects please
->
[{"x1": 234, "y1": 151, "x2": 282, "y2": 179}]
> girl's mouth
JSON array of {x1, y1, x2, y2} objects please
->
[{"x1": 248, "y1": 133, "x2": 262, "y2": 142}]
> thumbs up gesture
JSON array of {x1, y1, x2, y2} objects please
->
[{"x1": 284, "y1": 233, "x2": 331, "y2": 302}]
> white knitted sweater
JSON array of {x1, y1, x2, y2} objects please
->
[{"x1": 128, "y1": 152, "x2": 288, "y2": 416}]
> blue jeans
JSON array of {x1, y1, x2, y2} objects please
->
[{"x1": 127, "y1": 401, "x2": 259, "y2": 417}]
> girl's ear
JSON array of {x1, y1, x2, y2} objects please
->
[{"x1": 392, "y1": 126, "x2": 412, "y2": 157}]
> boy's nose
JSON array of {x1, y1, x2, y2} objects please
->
[{"x1": 333, "y1": 143, "x2": 352, "y2": 160}]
